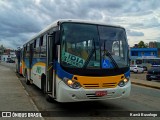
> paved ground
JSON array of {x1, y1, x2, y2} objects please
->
[
  {"x1": 0, "y1": 62, "x2": 160, "y2": 120},
  {"x1": 131, "y1": 79, "x2": 160, "y2": 89},
  {"x1": 0, "y1": 64, "x2": 43, "y2": 120},
  {"x1": 130, "y1": 72, "x2": 160, "y2": 90}
]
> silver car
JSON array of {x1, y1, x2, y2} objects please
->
[{"x1": 130, "y1": 65, "x2": 144, "y2": 73}]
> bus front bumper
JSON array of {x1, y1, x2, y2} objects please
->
[{"x1": 56, "y1": 81, "x2": 131, "y2": 102}]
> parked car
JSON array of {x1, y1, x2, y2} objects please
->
[
  {"x1": 6, "y1": 59, "x2": 15, "y2": 63},
  {"x1": 146, "y1": 65, "x2": 160, "y2": 81},
  {"x1": 142, "y1": 66, "x2": 147, "y2": 71},
  {"x1": 130, "y1": 65, "x2": 144, "y2": 73}
]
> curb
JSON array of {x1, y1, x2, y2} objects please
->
[{"x1": 131, "y1": 81, "x2": 160, "y2": 90}]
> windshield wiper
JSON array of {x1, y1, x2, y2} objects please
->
[
  {"x1": 104, "y1": 50, "x2": 119, "y2": 68},
  {"x1": 82, "y1": 38, "x2": 96, "y2": 68}
]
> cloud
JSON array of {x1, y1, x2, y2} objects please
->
[
  {"x1": 0, "y1": 0, "x2": 49, "y2": 48},
  {"x1": 0, "y1": 0, "x2": 160, "y2": 48},
  {"x1": 127, "y1": 29, "x2": 144, "y2": 36},
  {"x1": 144, "y1": 17, "x2": 160, "y2": 28}
]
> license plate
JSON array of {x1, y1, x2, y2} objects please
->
[{"x1": 95, "y1": 91, "x2": 107, "y2": 97}]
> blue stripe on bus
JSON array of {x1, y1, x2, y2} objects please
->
[
  {"x1": 55, "y1": 62, "x2": 73, "y2": 80},
  {"x1": 124, "y1": 70, "x2": 130, "y2": 78},
  {"x1": 24, "y1": 58, "x2": 29, "y2": 68},
  {"x1": 24, "y1": 58, "x2": 46, "y2": 68},
  {"x1": 31, "y1": 58, "x2": 46, "y2": 67}
]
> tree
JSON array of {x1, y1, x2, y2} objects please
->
[
  {"x1": 0, "y1": 45, "x2": 5, "y2": 55},
  {"x1": 138, "y1": 41, "x2": 148, "y2": 48},
  {"x1": 145, "y1": 43, "x2": 149, "y2": 48}
]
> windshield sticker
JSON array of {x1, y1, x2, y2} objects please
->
[
  {"x1": 62, "y1": 52, "x2": 85, "y2": 67},
  {"x1": 102, "y1": 59, "x2": 113, "y2": 68}
]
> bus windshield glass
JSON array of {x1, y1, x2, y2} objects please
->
[{"x1": 61, "y1": 22, "x2": 128, "y2": 69}]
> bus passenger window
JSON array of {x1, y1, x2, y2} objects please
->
[
  {"x1": 40, "y1": 35, "x2": 47, "y2": 57},
  {"x1": 26, "y1": 44, "x2": 30, "y2": 58},
  {"x1": 33, "y1": 38, "x2": 40, "y2": 58}
]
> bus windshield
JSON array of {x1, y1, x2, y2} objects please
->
[{"x1": 61, "y1": 22, "x2": 128, "y2": 69}]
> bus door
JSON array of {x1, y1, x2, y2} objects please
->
[
  {"x1": 46, "y1": 34, "x2": 56, "y2": 98},
  {"x1": 29, "y1": 43, "x2": 34, "y2": 81},
  {"x1": 15, "y1": 50, "x2": 20, "y2": 73}
]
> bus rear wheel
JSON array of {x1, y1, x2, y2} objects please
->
[
  {"x1": 25, "y1": 71, "x2": 30, "y2": 85},
  {"x1": 41, "y1": 74, "x2": 46, "y2": 93}
]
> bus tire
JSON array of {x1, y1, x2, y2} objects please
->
[
  {"x1": 41, "y1": 74, "x2": 46, "y2": 93},
  {"x1": 25, "y1": 71, "x2": 30, "y2": 85},
  {"x1": 146, "y1": 78, "x2": 151, "y2": 81},
  {"x1": 134, "y1": 70, "x2": 138, "y2": 73}
]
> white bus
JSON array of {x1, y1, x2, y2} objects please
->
[{"x1": 17, "y1": 19, "x2": 131, "y2": 102}]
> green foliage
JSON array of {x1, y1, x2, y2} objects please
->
[
  {"x1": 138, "y1": 41, "x2": 148, "y2": 48},
  {"x1": 0, "y1": 45, "x2": 5, "y2": 55}
]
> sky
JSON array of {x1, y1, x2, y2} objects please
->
[{"x1": 0, "y1": 0, "x2": 160, "y2": 49}]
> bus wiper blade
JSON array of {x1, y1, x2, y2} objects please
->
[
  {"x1": 105, "y1": 51, "x2": 119, "y2": 68},
  {"x1": 83, "y1": 38, "x2": 96, "y2": 69},
  {"x1": 82, "y1": 48, "x2": 95, "y2": 68}
]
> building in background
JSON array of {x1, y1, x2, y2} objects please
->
[
  {"x1": 149, "y1": 42, "x2": 160, "y2": 57},
  {"x1": 149, "y1": 42, "x2": 160, "y2": 48},
  {"x1": 0, "y1": 45, "x2": 5, "y2": 61},
  {"x1": 0, "y1": 48, "x2": 16, "y2": 62},
  {"x1": 130, "y1": 48, "x2": 159, "y2": 66},
  {"x1": 149, "y1": 42, "x2": 157, "y2": 48},
  {"x1": 130, "y1": 48, "x2": 158, "y2": 58}
]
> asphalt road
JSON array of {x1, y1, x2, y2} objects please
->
[
  {"x1": 130, "y1": 72, "x2": 147, "y2": 80},
  {"x1": 18, "y1": 74, "x2": 160, "y2": 120},
  {"x1": 130, "y1": 72, "x2": 160, "y2": 85},
  {"x1": 1, "y1": 63, "x2": 159, "y2": 120}
]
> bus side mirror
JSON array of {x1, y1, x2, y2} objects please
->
[{"x1": 54, "y1": 30, "x2": 60, "y2": 45}]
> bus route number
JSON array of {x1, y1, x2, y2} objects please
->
[{"x1": 63, "y1": 52, "x2": 85, "y2": 67}]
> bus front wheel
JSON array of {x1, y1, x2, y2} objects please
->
[{"x1": 46, "y1": 94, "x2": 55, "y2": 103}]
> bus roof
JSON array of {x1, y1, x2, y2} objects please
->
[
  {"x1": 57, "y1": 19, "x2": 123, "y2": 27},
  {"x1": 23, "y1": 19, "x2": 125, "y2": 46}
]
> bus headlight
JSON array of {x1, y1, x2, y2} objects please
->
[
  {"x1": 63, "y1": 77, "x2": 81, "y2": 89},
  {"x1": 118, "y1": 78, "x2": 129, "y2": 87}
]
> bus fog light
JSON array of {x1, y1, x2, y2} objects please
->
[
  {"x1": 63, "y1": 77, "x2": 81, "y2": 89},
  {"x1": 123, "y1": 78, "x2": 128, "y2": 82},
  {"x1": 118, "y1": 78, "x2": 129, "y2": 87},
  {"x1": 72, "y1": 82, "x2": 81, "y2": 89},
  {"x1": 118, "y1": 81, "x2": 125, "y2": 87},
  {"x1": 67, "y1": 80, "x2": 73, "y2": 85}
]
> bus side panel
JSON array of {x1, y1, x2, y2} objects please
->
[
  {"x1": 24, "y1": 58, "x2": 29, "y2": 76},
  {"x1": 19, "y1": 60, "x2": 23, "y2": 75},
  {"x1": 30, "y1": 58, "x2": 46, "y2": 89},
  {"x1": 20, "y1": 65, "x2": 22, "y2": 74}
]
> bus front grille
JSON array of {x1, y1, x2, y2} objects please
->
[
  {"x1": 82, "y1": 83, "x2": 117, "y2": 89},
  {"x1": 102, "y1": 83, "x2": 117, "y2": 88},
  {"x1": 83, "y1": 84, "x2": 99, "y2": 88},
  {"x1": 86, "y1": 93, "x2": 112, "y2": 99}
]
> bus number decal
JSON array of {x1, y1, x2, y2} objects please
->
[
  {"x1": 36, "y1": 66, "x2": 41, "y2": 74},
  {"x1": 62, "y1": 52, "x2": 85, "y2": 67}
]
